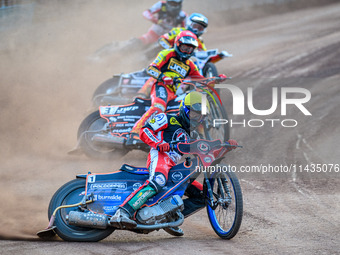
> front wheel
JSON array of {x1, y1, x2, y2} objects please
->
[
  {"x1": 205, "y1": 168, "x2": 243, "y2": 239},
  {"x1": 48, "y1": 179, "x2": 115, "y2": 241},
  {"x1": 203, "y1": 62, "x2": 218, "y2": 78},
  {"x1": 204, "y1": 93, "x2": 230, "y2": 141}
]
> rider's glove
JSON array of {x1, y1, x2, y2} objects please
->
[
  {"x1": 227, "y1": 139, "x2": 238, "y2": 151},
  {"x1": 162, "y1": 76, "x2": 173, "y2": 86},
  {"x1": 151, "y1": 17, "x2": 158, "y2": 24},
  {"x1": 173, "y1": 77, "x2": 182, "y2": 85},
  {"x1": 157, "y1": 143, "x2": 171, "y2": 152}
]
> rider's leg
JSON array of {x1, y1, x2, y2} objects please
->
[
  {"x1": 137, "y1": 77, "x2": 155, "y2": 98},
  {"x1": 110, "y1": 150, "x2": 175, "y2": 228},
  {"x1": 163, "y1": 181, "x2": 205, "y2": 236},
  {"x1": 139, "y1": 24, "x2": 165, "y2": 45},
  {"x1": 182, "y1": 180, "x2": 205, "y2": 217},
  {"x1": 128, "y1": 83, "x2": 174, "y2": 144}
]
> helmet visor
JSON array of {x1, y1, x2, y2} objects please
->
[
  {"x1": 179, "y1": 44, "x2": 195, "y2": 54},
  {"x1": 191, "y1": 22, "x2": 206, "y2": 33},
  {"x1": 190, "y1": 110, "x2": 204, "y2": 123},
  {"x1": 167, "y1": 1, "x2": 181, "y2": 7}
]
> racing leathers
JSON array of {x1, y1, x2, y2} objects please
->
[
  {"x1": 139, "y1": 1, "x2": 187, "y2": 44},
  {"x1": 131, "y1": 48, "x2": 205, "y2": 136},
  {"x1": 117, "y1": 113, "x2": 203, "y2": 219},
  {"x1": 158, "y1": 27, "x2": 207, "y2": 51}
]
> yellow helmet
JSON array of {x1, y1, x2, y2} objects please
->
[{"x1": 179, "y1": 91, "x2": 210, "y2": 130}]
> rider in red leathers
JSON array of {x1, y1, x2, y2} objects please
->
[
  {"x1": 110, "y1": 91, "x2": 239, "y2": 236},
  {"x1": 127, "y1": 30, "x2": 204, "y2": 145},
  {"x1": 137, "y1": 13, "x2": 209, "y2": 98},
  {"x1": 139, "y1": 0, "x2": 187, "y2": 45},
  {"x1": 158, "y1": 13, "x2": 209, "y2": 51}
]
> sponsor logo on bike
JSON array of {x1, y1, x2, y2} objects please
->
[
  {"x1": 171, "y1": 171, "x2": 183, "y2": 181},
  {"x1": 90, "y1": 182, "x2": 127, "y2": 190},
  {"x1": 100, "y1": 106, "x2": 118, "y2": 115},
  {"x1": 133, "y1": 183, "x2": 142, "y2": 190},
  {"x1": 111, "y1": 128, "x2": 132, "y2": 133},
  {"x1": 198, "y1": 141, "x2": 210, "y2": 152},
  {"x1": 103, "y1": 205, "x2": 118, "y2": 211},
  {"x1": 94, "y1": 194, "x2": 122, "y2": 201},
  {"x1": 117, "y1": 106, "x2": 139, "y2": 114},
  {"x1": 131, "y1": 79, "x2": 147, "y2": 85}
]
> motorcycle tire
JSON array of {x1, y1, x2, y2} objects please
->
[
  {"x1": 77, "y1": 110, "x2": 128, "y2": 159},
  {"x1": 92, "y1": 77, "x2": 120, "y2": 107},
  {"x1": 204, "y1": 93, "x2": 230, "y2": 141},
  {"x1": 48, "y1": 179, "x2": 115, "y2": 242},
  {"x1": 205, "y1": 168, "x2": 243, "y2": 239},
  {"x1": 203, "y1": 62, "x2": 218, "y2": 78}
]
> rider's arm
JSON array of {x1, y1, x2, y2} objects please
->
[
  {"x1": 198, "y1": 39, "x2": 207, "y2": 51},
  {"x1": 181, "y1": 60, "x2": 205, "y2": 83},
  {"x1": 180, "y1": 11, "x2": 188, "y2": 27},
  {"x1": 140, "y1": 113, "x2": 168, "y2": 149},
  {"x1": 142, "y1": 1, "x2": 162, "y2": 24},
  {"x1": 158, "y1": 36, "x2": 171, "y2": 49},
  {"x1": 158, "y1": 27, "x2": 183, "y2": 49},
  {"x1": 146, "y1": 49, "x2": 172, "y2": 80}
]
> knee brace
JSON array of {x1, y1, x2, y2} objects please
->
[{"x1": 149, "y1": 172, "x2": 167, "y2": 193}]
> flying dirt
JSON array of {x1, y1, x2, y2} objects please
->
[{"x1": 0, "y1": 0, "x2": 339, "y2": 254}]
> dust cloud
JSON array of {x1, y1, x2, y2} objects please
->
[{"x1": 0, "y1": 2, "x2": 339, "y2": 252}]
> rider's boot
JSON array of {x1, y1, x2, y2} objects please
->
[
  {"x1": 109, "y1": 207, "x2": 137, "y2": 229},
  {"x1": 163, "y1": 227, "x2": 184, "y2": 236},
  {"x1": 182, "y1": 182, "x2": 205, "y2": 217},
  {"x1": 110, "y1": 184, "x2": 157, "y2": 229}
]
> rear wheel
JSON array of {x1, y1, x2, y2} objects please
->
[
  {"x1": 205, "y1": 169, "x2": 243, "y2": 239},
  {"x1": 48, "y1": 179, "x2": 115, "y2": 242},
  {"x1": 92, "y1": 77, "x2": 120, "y2": 107},
  {"x1": 78, "y1": 110, "x2": 128, "y2": 159}
]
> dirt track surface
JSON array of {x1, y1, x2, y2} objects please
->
[{"x1": 0, "y1": 1, "x2": 339, "y2": 254}]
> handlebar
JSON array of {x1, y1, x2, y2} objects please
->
[
  {"x1": 222, "y1": 143, "x2": 243, "y2": 148},
  {"x1": 174, "y1": 76, "x2": 230, "y2": 87}
]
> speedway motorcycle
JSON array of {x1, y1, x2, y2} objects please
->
[
  {"x1": 37, "y1": 139, "x2": 243, "y2": 241},
  {"x1": 92, "y1": 49, "x2": 232, "y2": 107},
  {"x1": 72, "y1": 78, "x2": 229, "y2": 159}
]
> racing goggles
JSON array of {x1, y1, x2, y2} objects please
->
[
  {"x1": 191, "y1": 22, "x2": 206, "y2": 33},
  {"x1": 167, "y1": 1, "x2": 181, "y2": 7},
  {"x1": 190, "y1": 110, "x2": 204, "y2": 123},
  {"x1": 184, "y1": 103, "x2": 204, "y2": 123},
  {"x1": 179, "y1": 44, "x2": 195, "y2": 54}
]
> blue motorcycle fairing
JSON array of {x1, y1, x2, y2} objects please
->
[
  {"x1": 85, "y1": 159, "x2": 199, "y2": 215},
  {"x1": 119, "y1": 164, "x2": 148, "y2": 174}
]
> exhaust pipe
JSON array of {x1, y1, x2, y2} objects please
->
[
  {"x1": 68, "y1": 211, "x2": 109, "y2": 229},
  {"x1": 91, "y1": 134, "x2": 126, "y2": 149}
]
